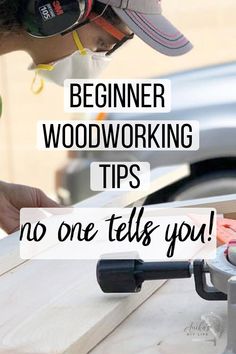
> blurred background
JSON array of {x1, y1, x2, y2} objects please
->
[{"x1": 0, "y1": 0, "x2": 236, "y2": 202}]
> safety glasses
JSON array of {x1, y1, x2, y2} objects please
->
[
  {"x1": 88, "y1": 12, "x2": 134, "y2": 56},
  {"x1": 62, "y1": 9, "x2": 134, "y2": 56},
  {"x1": 105, "y1": 33, "x2": 134, "y2": 56}
]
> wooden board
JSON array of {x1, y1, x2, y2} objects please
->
[
  {"x1": 149, "y1": 193, "x2": 236, "y2": 219},
  {"x1": 0, "y1": 233, "x2": 23, "y2": 277},
  {"x1": 0, "y1": 259, "x2": 166, "y2": 354},
  {"x1": 0, "y1": 165, "x2": 189, "y2": 354},
  {"x1": 90, "y1": 278, "x2": 227, "y2": 354}
]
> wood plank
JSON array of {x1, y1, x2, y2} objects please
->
[
  {"x1": 0, "y1": 233, "x2": 24, "y2": 277},
  {"x1": 0, "y1": 259, "x2": 166, "y2": 354},
  {"x1": 149, "y1": 193, "x2": 236, "y2": 218},
  {"x1": 0, "y1": 164, "x2": 189, "y2": 277},
  {"x1": 0, "y1": 165, "x2": 189, "y2": 354},
  {"x1": 90, "y1": 277, "x2": 227, "y2": 354}
]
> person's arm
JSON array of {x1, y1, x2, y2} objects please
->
[{"x1": 0, "y1": 181, "x2": 60, "y2": 234}]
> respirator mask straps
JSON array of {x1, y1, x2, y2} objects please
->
[{"x1": 31, "y1": 64, "x2": 54, "y2": 94}]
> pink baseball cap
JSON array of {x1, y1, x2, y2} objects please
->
[{"x1": 98, "y1": 0, "x2": 193, "y2": 56}]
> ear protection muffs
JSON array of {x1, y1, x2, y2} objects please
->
[{"x1": 19, "y1": 0, "x2": 94, "y2": 38}]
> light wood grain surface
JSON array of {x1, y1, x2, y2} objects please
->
[
  {"x1": 90, "y1": 278, "x2": 228, "y2": 354},
  {"x1": 0, "y1": 165, "x2": 189, "y2": 353},
  {"x1": 0, "y1": 258, "x2": 165, "y2": 354}
]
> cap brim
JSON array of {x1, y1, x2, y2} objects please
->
[{"x1": 112, "y1": 8, "x2": 193, "y2": 56}]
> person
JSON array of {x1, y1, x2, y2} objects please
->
[{"x1": 0, "y1": 0, "x2": 192, "y2": 234}]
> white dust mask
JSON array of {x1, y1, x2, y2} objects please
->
[{"x1": 29, "y1": 31, "x2": 111, "y2": 93}]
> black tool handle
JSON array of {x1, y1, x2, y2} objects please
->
[{"x1": 97, "y1": 259, "x2": 192, "y2": 293}]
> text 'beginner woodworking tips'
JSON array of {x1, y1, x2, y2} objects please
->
[{"x1": 39, "y1": 79, "x2": 200, "y2": 192}]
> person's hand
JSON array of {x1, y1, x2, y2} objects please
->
[{"x1": 0, "y1": 181, "x2": 60, "y2": 234}]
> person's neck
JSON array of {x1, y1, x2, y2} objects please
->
[
  {"x1": 0, "y1": 31, "x2": 46, "y2": 64},
  {"x1": 0, "y1": 31, "x2": 27, "y2": 56}
]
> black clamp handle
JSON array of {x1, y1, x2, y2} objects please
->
[
  {"x1": 97, "y1": 258, "x2": 191, "y2": 293},
  {"x1": 97, "y1": 257, "x2": 227, "y2": 301}
]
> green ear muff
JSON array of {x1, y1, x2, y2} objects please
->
[{"x1": 20, "y1": 0, "x2": 94, "y2": 37}]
